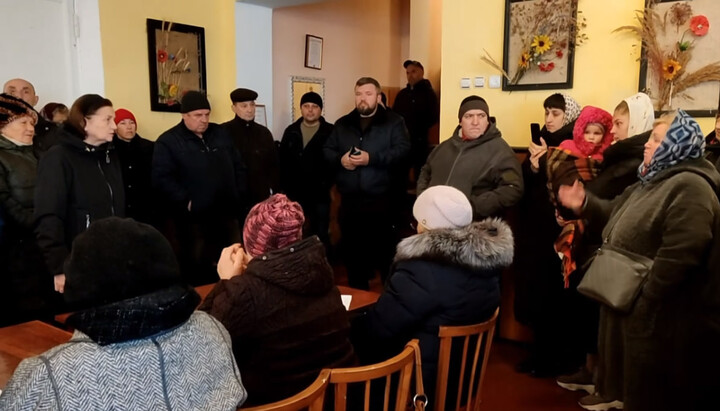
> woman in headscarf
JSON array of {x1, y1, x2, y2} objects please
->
[
  {"x1": 584, "y1": 92, "x2": 655, "y2": 199},
  {"x1": 200, "y1": 194, "x2": 355, "y2": 406},
  {"x1": 0, "y1": 218, "x2": 247, "y2": 410},
  {"x1": 556, "y1": 93, "x2": 655, "y2": 400},
  {"x1": 514, "y1": 93, "x2": 584, "y2": 376},
  {"x1": 559, "y1": 109, "x2": 720, "y2": 411},
  {"x1": 0, "y1": 94, "x2": 51, "y2": 325}
]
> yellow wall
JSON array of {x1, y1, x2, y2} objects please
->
[
  {"x1": 409, "y1": 0, "x2": 442, "y2": 91},
  {"x1": 440, "y1": 0, "x2": 715, "y2": 146},
  {"x1": 98, "y1": 0, "x2": 237, "y2": 140}
]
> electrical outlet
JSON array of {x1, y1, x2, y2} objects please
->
[
  {"x1": 489, "y1": 75, "x2": 502, "y2": 89},
  {"x1": 474, "y1": 77, "x2": 485, "y2": 87},
  {"x1": 460, "y1": 78, "x2": 471, "y2": 89}
]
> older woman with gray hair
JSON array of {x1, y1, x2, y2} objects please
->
[{"x1": 559, "y1": 109, "x2": 720, "y2": 411}]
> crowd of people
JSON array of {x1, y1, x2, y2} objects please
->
[{"x1": 0, "y1": 57, "x2": 719, "y2": 410}]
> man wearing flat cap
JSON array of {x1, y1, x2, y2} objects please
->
[
  {"x1": 152, "y1": 90, "x2": 247, "y2": 285},
  {"x1": 223, "y1": 88, "x2": 280, "y2": 208},
  {"x1": 417, "y1": 95, "x2": 523, "y2": 219},
  {"x1": 279, "y1": 91, "x2": 334, "y2": 249},
  {"x1": 392, "y1": 60, "x2": 439, "y2": 184}
]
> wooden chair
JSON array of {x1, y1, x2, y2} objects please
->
[
  {"x1": 434, "y1": 308, "x2": 499, "y2": 411},
  {"x1": 241, "y1": 369, "x2": 331, "y2": 411},
  {"x1": 329, "y1": 339, "x2": 421, "y2": 411}
]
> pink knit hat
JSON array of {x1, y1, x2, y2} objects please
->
[{"x1": 243, "y1": 194, "x2": 305, "y2": 257}]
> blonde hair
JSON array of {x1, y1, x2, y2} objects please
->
[
  {"x1": 614, "y1": 100, "x2": 629, "y2": 116},
  {"x1": 653, "y1": 111, "x2": 677, "y2": 128}
]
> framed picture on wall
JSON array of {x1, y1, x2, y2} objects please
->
[
  {"x1": 635, "y1": 0, "x2": 720, "y2": 117},
  {"x1": 290, "y1": 76, "x2": 325, "y2": 122},
  {"x1": 501, "y1": 0, "x2": 580, "y2": 91},
  {"x1": 304, "y1": 35, "x2": 323, "y2": 70},
  {"x1": 146, "y1": 19, "x2": 207, "y2": 112},
  {"x1": 255, "y1": 104, "x2": 267, "y2": 127}
]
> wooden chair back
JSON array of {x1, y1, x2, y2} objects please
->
[
  {"x1": 329, "y1": 339, "x2": 420, "y2": 411},
  {"x1": 241, "y1": 369, "x2": 331, "y2": 411},
  {"x1": 434, "y1": 308, "x2": 499, "y2": 411}
]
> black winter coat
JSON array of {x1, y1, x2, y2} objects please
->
[
  {"x1": 0, "y1": 136, "x2": 51, "y2": 325},
  {"x1": 323, "y1": 106, "x2": 410, "y2": 196},
  {"x1": 223, "y1": 116, "x2": 279, "y2": 206},
  {"x1": 585, "y1": 131, "x2": 648, "y2": 200},
  {"x1": 200, "y1": 236, "x2": 355, "y2": 406},
  {"x1": 352, "y1": 218, "x2": 513, "y2": 407},
  {"x1": 34, "y1": 128, "x2": 125, "y2": 275},
  {"x1": 33, "y1": 116, "x2": 58, "y2": 158},
  {"x1": 513, "y1": 122, "x2": 574, "y2": 325},
  {"x1": 152, "y1": 121, "x2": 246, "y2": 219},
  {"x1": 279, "y1": 117, "x2": 334, "y2": 205},
  {"x1": 392, "y1": 79, "x2": 439, "y2": 143},
  {"x1": 113, "y1": 134, "x2": 155, "y2": 224},
  {"x1": 0, "y1": 137, "x2": 37, "y2": 230}
]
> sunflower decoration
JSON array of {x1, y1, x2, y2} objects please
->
[
  {"x1": 615, "y1": 3, "x2": 720, "y2": 111},
  {"x1": 662, "y1": 59, "x2": 682, "y2": 81},
  {"x1": 519, "y1": 52, "x2": 531, "y2": 69},
  {"x1": 531, "y1": 35, "x2": 553, "y2": 55}
]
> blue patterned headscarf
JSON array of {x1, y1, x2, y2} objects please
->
[{"x1": 638, "y1": 109, "x2": 705, "y2": 182}]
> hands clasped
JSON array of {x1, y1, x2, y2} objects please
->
[{"x1": 217, "y1": 243, "x2": 251, "y2": 280}]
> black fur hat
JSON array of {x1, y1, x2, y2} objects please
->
[
  {"x1": 64, "y1": 217, "x2": 183, "y2": 308},
  {"x1": 0, "y1": 93, "x2": 38, "y2": 130}
]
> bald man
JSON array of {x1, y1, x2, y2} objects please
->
[{"x1": 3, "y1": 78, "x2": 57, "y2": 156}]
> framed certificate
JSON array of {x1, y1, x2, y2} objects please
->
[
  {"x1": 254, "y1": 104, "x2": 267, "y2": 127},
  {"x1": 304, "y1": 34, "x2": 323, "y2": 70}
]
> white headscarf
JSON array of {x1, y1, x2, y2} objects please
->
[{"x1": 624, "y1": 92, "x2": 655, "y2": 137}]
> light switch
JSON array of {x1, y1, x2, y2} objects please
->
[
  {"x1": 460, "y1": 77, "x2": 471, "y2": 89},
  {"x1": 489, "y1": 75, "x2": 502, "y2": 89},
  {"x1": 474, "y1": 77, "x2": 485, "y2": 88}
]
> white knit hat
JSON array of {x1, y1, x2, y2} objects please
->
[{"x1": 413, "y1": 185, "x2": 473, "y2": 230}]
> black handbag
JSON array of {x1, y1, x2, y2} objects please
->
[
  {"x1": 577, "y1": 245, "x2": 652, "y2": 312},
  {"x1": 577, "y1": 194, "x2": 653, "y2": 312}
]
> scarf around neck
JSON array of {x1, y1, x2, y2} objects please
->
[{"x1": 67, "y1": 284, "x2": 200, "y2": 345}]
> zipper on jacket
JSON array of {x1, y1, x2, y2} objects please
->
[
  {"x1": 86, "y1": 214, "x2": 90, "y2": 229},
  {"x1": 105, "y1": 149, "x2": 110, "y2": 164},
  {"x1": 96, "y1": 160, "x2": 116, "y2": 216},
  {"x1": 200, "y1": 138, "x2": 210, "y2": 152},
  {"x1": 445, "y1": 145, "x2": 466, "y2": 185}
]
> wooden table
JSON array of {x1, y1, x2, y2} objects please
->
[
  {"x1": 0, "y1": 321, "x2": 72, "y2": 388},
  {"x1": 195, "y1": 283, "x2": 379, "y2": 312}
]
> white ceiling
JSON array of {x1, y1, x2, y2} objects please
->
[{"x1": 236, "y1": 0, "x2": 328, "y2": 9}]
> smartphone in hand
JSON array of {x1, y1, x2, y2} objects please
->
[
  {"x1": 350, "y1": 146, "x2": 361, "y2": 156},
  {"x1": 530, "y1": 123, "x2": 542, "y2": 145}
]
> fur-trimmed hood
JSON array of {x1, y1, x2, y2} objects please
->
[{"x1": 394, "y1": 218, "x2": 514, "y2": 271}]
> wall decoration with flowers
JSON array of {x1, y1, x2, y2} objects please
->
[
  {"x1": 619, "y1": 0, "x2": 720, "y2": 116},
  {"x1": 495, "y1": 0, "x2": 586, "y2": 91},
  {"x1": 146, "y1": 19, "x2": 207, "y2": 112}
]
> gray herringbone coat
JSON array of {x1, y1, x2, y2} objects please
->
[{"x1": 0, "y1": 312, "x2": 246, "y2": 410}]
